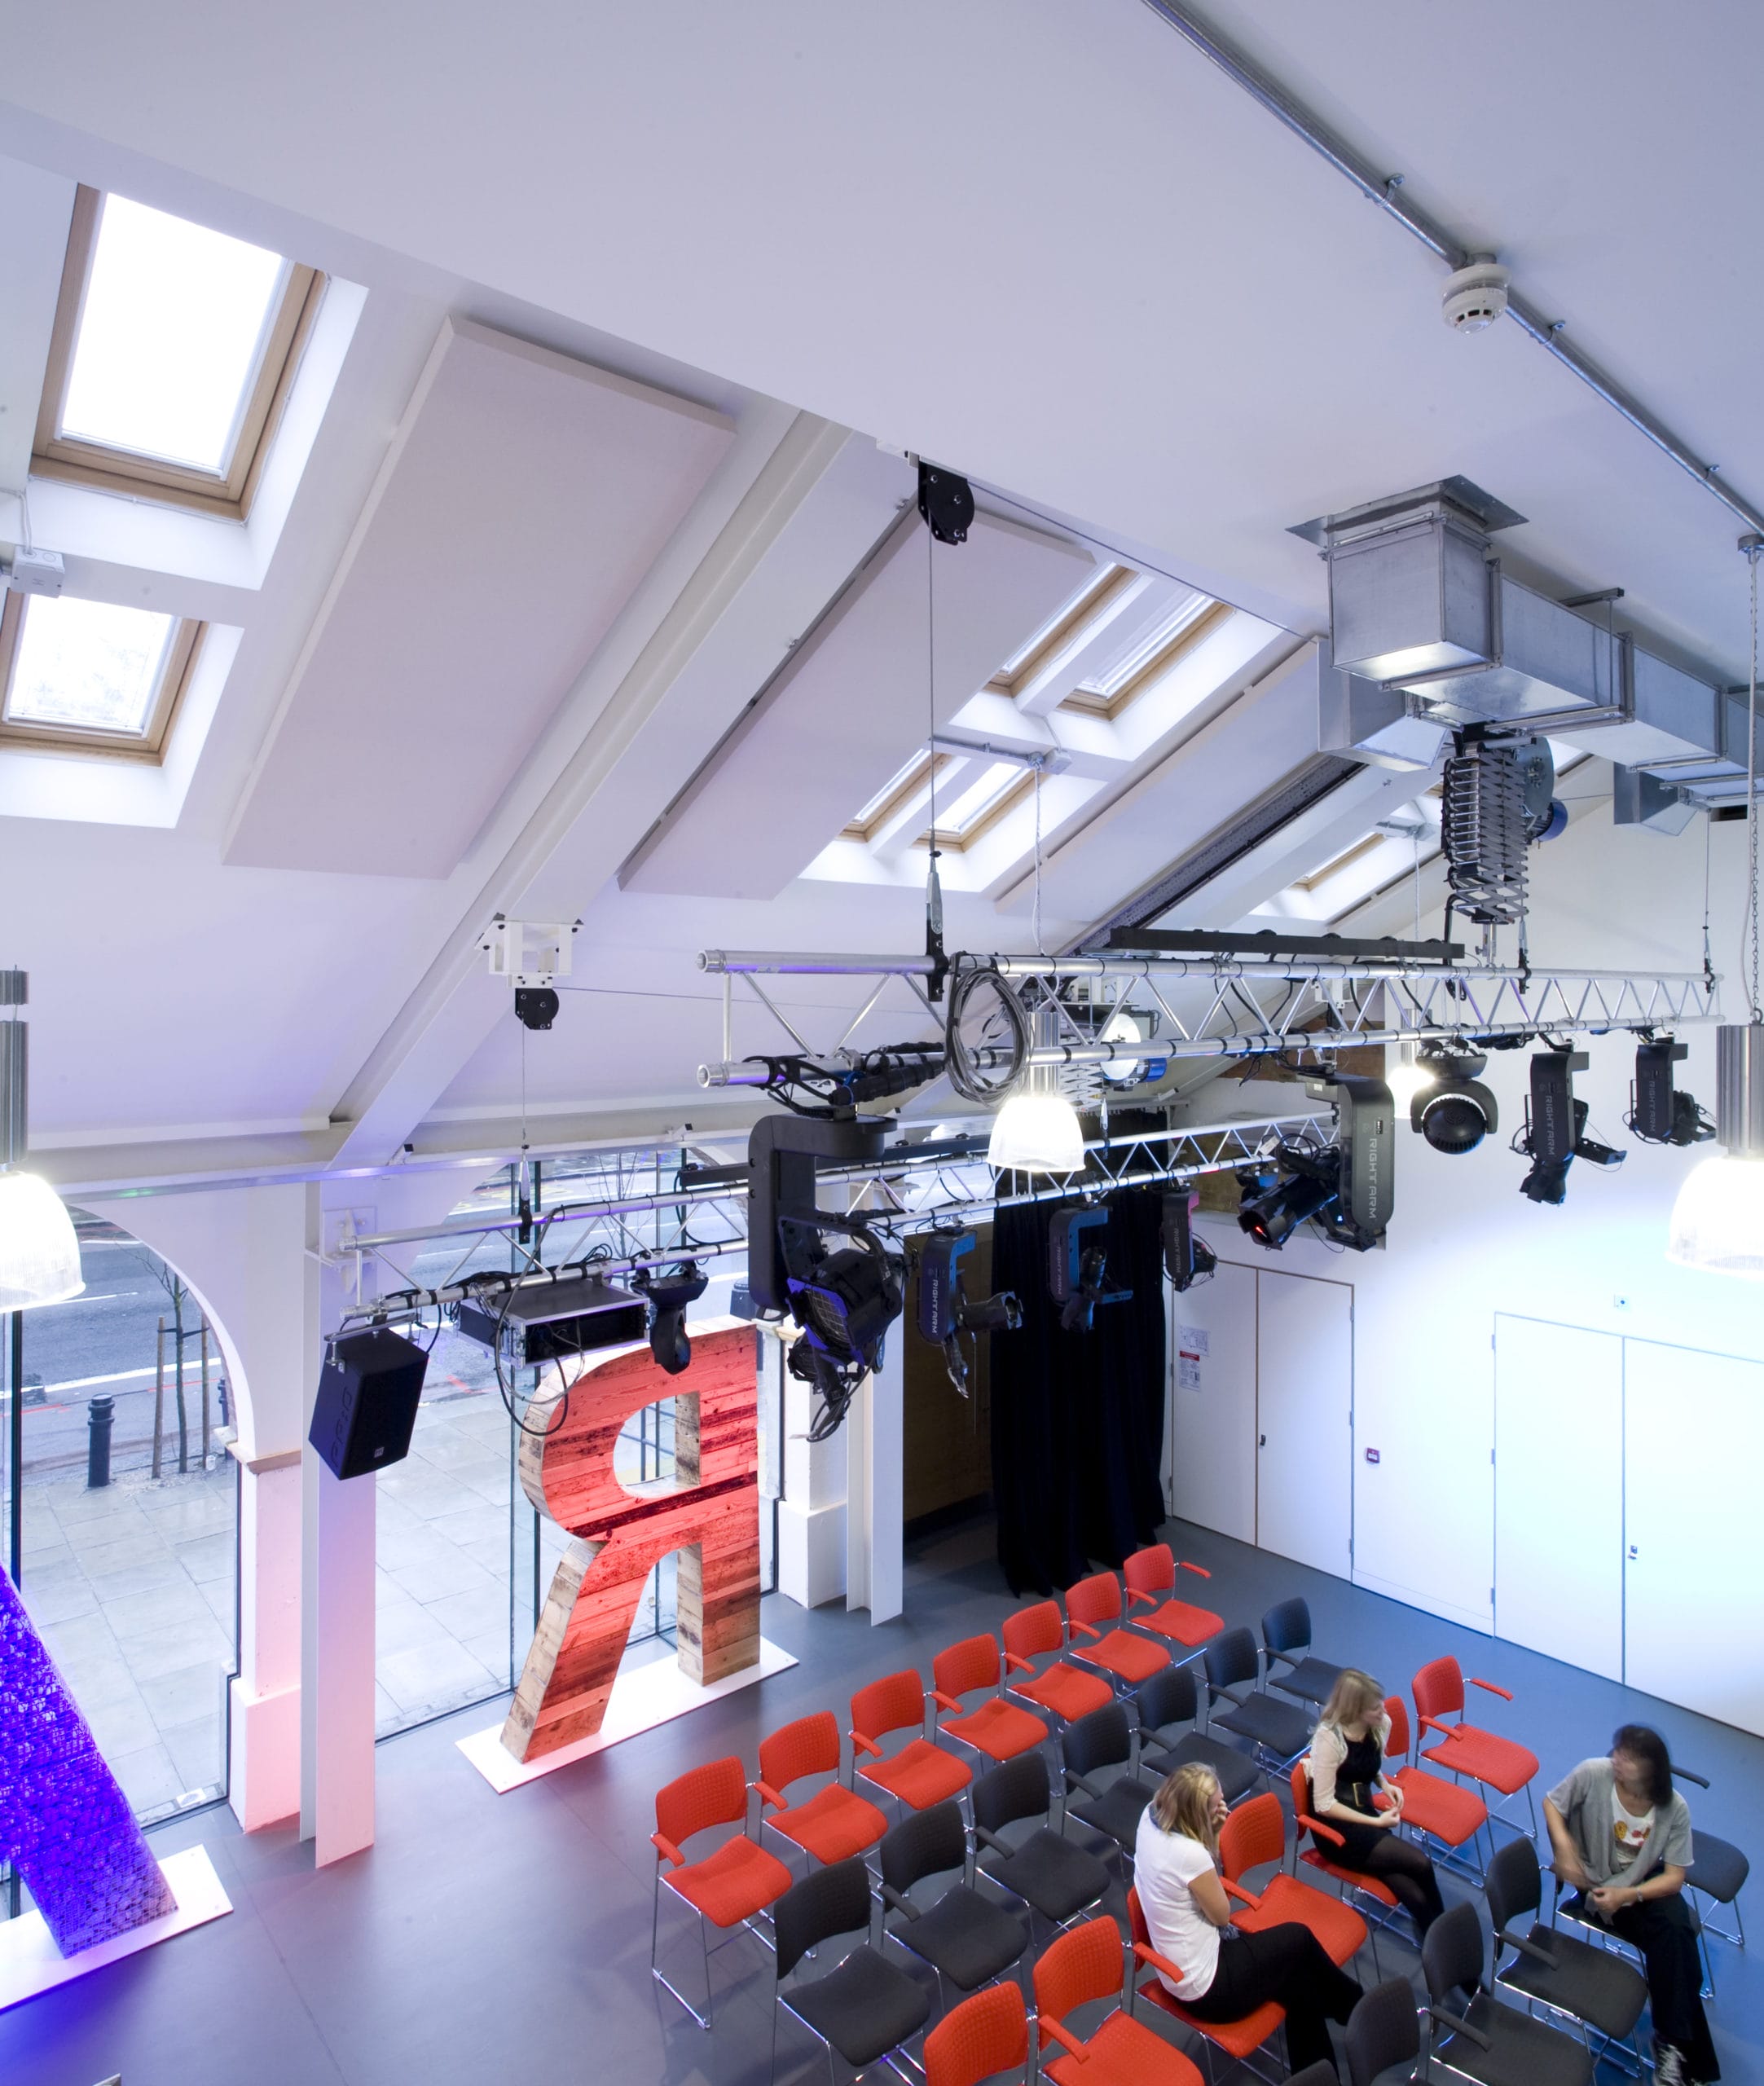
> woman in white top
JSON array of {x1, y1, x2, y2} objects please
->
[
  {"x1": 1304, "y1": 1668, "x2": 1445, "y2": 1939},
  {"x1": 1134, "y1": 1762, "x2": 1361, "y2": 2078}
]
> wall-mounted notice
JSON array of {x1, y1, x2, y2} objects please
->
[{"x1": 1178, "y1": 1326, "x2": 1209, "y2": 1358}]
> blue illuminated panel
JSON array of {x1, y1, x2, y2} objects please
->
[{"x1": 0, "y1": 1569, "x2": 175, "y2": 1956}]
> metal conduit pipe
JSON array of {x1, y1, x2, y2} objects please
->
[{"x1": 1137, "y1": 0, "x2": 1764, "y2": 539}]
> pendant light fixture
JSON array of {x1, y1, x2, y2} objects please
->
[
  {"x1": 988, "y1": 1001, "x2": 1086, "y2": 1175},
  {"x1": 1668, "y1": 536, "x2": 1764, "y2": 1278},
  {"x1": 1667, "y1": 1025, "x2": 1764, "y2": 1278},
  {"x1": 0, "y1": 971, "x2": 84, "y2": 1310}
]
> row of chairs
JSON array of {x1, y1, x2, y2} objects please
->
[{"x1": 651, "y1": 1544, "x2": 1751, "y2": 2076}]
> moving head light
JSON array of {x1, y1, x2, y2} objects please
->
[
  {"x1": 1305, "y1": 1072, "x2": 1393, "y2": 1248},
  {"x1": 1628, "y1": 1037, "x2": 1716, "y2": 1147},
  {"x1": 1515, "y1": 1050, "x2": 1626, "y2": 1204},
  {"x1": 1048, "y1": 1205, "x2": 1132, "y2": 1332},
  {"x1": 747, "y1": 1113, "x2": 905, "y2": 1439},
  {"x1": 631, "y1": 1261, "x2": 710, "y2": 1377},
  {"x1": 916, "y1": 1228, "x2": 1023, "y2": 1397},
  {"x1": 1236, "y1": 1145, "x2": 1339, "y2": 1250},
  {"x1": 1410, "y1": 1045, "x2": 1499, "y2": 1154},
  {"x1": 1161, "y1": 1188, "x2": 1216, "y2": 1292}
]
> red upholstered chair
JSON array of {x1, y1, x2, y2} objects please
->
[
  {"x1": 851, "y1": 1668, "x2": 974, "y2": 1815},
  {"x1": 650, "y1": 1755, "x2": 794, "y2": 2027},
  {"x1": 1124, "y1": 1543, "x2": 1225, "y2": 1666},
  {"x1": 931, "y1": 1635, "x2": 1050, "y2": 1768},
  {"x1": 1287, "y1": 1758, "x2": 1401, "y2": 1952},
  {"x1": 1219, "y1": 1791, "x2": 1370, "y2": 1971},
  {"x1": 1127, "y1": 1884, "x2": 1286, "y2": 2072},
  {"x1": 1001, "y1": 1600, "x2": 1114, "y2": 1728},
  {"x1": 1383, "y1": 1694, "x2": 1490, "y2": 1878},
  {"x1": 754, "y1": 1711, "x2": 888, "y2": 1869},
  {"x1": 1064, "y1": 1569, "x2": 1172, "y2": 1691},
  {"x1": 1413, "y1": 1655, "x2": 1541, "y2": 1839},
  {"x1": 1032, "y1": 1913, "x2": 1204, "y2": 2086},
  {"x1": 924, "y1": 1978, "x2": 1031, "y2": 2086}
]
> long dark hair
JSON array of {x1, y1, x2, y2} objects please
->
[{"x1": 1612, "y1": 1724, "x2": 1674, "y2": 1806}]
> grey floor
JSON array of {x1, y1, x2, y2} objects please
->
[{"x1": 5, "y1": 1511, "x2": 1761, "y2": 2086}]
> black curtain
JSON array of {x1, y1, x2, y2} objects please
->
[{"x1": 989, "y1": 1186, "x2": 1167, "y2": 1595}]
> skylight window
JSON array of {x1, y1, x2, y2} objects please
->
[
  {"x1": 0, "y1": 593, "x2": 202, "y2": 759},
  {"x1": 922, "y1": 760, "x2": 1027, "y2": 846},
  {"x1": 62, "y1": 196, "x2": 288, "y2": 472},
  {"x1": 33, "y1": 187, "x2": 324, "y2": 520}
]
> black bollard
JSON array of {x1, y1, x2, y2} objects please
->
[{"x1": 86, "y1": 1394, "x2": 115, "y2": 1490}]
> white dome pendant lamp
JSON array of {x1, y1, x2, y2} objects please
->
[
  {"x1": 0, "y1": 970, "x2": 85, "y2": 1310},
  {"x1": 1667, "y1": 1024, "x2": 1764, "y2": 1278}
]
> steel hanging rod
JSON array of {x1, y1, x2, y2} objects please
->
[{"x1": 1137, "y1": 0, "x2": 1764, "y2": 539}]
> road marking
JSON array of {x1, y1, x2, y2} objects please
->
[{"x1": 21, "y1": 1362, "x2": 219, "y2": 1393}]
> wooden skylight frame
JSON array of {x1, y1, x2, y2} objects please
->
[
  {"x1": 31, "y1": 186, "x2": 325, "y2": 523},
  {"x1": 0, "y1": 592, "x2": 205, "y2": 761}
]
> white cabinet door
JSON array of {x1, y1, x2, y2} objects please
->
[
  {"x1": 1625, "y1": 1339, "x2": 1764, "y2": 1736},
  {"x1": 1493, "y1": 1315, "x2": 1622, "y2": 1679},
  {"x1": 1256, "y1": 1270, "x2": 1353, "y2": 1580},
  {"x1": 1170, "y1": 1258, "x2": 1257, "y2": 1542}
]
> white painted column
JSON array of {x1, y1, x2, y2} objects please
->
[
  {"x1": 227, "y1": 1450, "x2": 301, "y2": 1829},
  {"x1": 845, "y1": 1335, "x2": 902, "y2": 1625},
  {"x1": 775, "y1": 1330, "x2": 847, "y2": 1608},
  {"x1": 300, "y1": 1186, "x2": 376, "y2": 1866}
]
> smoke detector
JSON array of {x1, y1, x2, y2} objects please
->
[{"x1": 1441, "y1": 260, "x2": 1509, "y2": 333}]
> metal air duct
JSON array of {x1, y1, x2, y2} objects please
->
[{"x1": 1304, "y1": 480, "x2": 1758, "y2": 810}]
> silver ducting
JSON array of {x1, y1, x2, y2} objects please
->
[
  {"x1": 1717, "y1": 1023, "x2": 1764, "y2": 1158},
  {"x1": 1302, "y1": 479, "x2": 1757, "y2": 811}
]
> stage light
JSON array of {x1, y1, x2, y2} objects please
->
[
  {"x1": 633, "y1": 1261, "x2": 710, "y2": 1376},
  {"x1": 1305, "y1": 1072, "x2": 1393, "y2": 1248},
  {"x1": 1668, "y1": 1023, "x2": 1764, "y2": 1278},
  {"x1": 1383, "y1": 1044, "x2": 1436, "y2": 1115},
  {"x1": 782, "y1": 1220, "x2": 904, "y2": 1439},
  {"x1": 1410, "y1": 1045, "x2": 1498, "y2": 1155},
  {"x1": 1098, "y1": 1006, "x2": 1167, "y2": 1088},
  {"x1": 1048, "y1": 1206, "x2": 1131, "y2": 1331},
  {"x1": 1161, "y1": 1188, "x2": 1216, "y2": 1292},
  {"x1": 915, "y1": 1228, "x2": 1022, "y2": 1394},
  {"x1": 1236, "y1": 1146, "x2": 1339, "y2": 1249},
  {"x1": 1515, "y1": 1050, "x2": 1624, "y2": 1204},
  {"x1": 1629, "y1": 1037, "x2": 1715, "y2": 1148},
  {"x1": 0, "y1": 1168, "x2": 83, "y2": 1310}
]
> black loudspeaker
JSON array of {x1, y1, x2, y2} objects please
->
[{"x1": 308, "y1": 1327, "x2": 429, "y2": 1480}]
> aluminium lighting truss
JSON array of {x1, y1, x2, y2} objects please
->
[
  {"x1": 323, "y1": 1108, "x2": 1331, "y2": 1340},
  {"x1": 695, "y1": 944, "x2": 1720, "y2": 1101}
]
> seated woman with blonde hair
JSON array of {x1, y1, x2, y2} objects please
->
[
  {"x1": 1135, "y1": 1760, "x2": 1361, "y2": 2078},
  {"x1": 1305, "y1": 1667, "x2": 1445, "y2": 1939}
]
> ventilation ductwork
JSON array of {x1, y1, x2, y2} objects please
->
[{"x1": 1304, "y1": 478, "x2": 1762, "y2": 812}]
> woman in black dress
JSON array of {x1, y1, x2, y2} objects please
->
[{"x1": 1305, "y1": 1667, "x2": 1445, "y2": 1940}]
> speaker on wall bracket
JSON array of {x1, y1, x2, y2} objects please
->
[{"x1": 308, "y1": 1325, "x2": 429, "y2": 1479}]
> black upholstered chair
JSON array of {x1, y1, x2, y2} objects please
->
[
  {"x1": 970, "y1": 1753, "x2": 1110, "y2": 1931},
  {"x1": 771, "y1": 1857, "x2": 930, "y2": 2083}
]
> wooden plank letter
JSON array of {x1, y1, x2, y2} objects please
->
[{"x1": 499, "y1": 1317, "x2": 759, "y2": 1760}]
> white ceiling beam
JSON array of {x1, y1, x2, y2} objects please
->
[{"x1": 324, "y1": 417, "x2": 912, "y2": 1167}]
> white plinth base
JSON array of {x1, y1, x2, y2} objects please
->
[
  {"x1": 0, "y1": 1845, "x2": 231, "y2": 2013},
  {"x1": 458, "y1": 1638, "x2": 798, "y2": 1793}
]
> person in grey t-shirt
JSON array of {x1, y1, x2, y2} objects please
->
[{"x1": 1543, "y1": 1724, "x2": 1716, "y2": 2084}]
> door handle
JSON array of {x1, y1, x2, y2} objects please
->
[
  {"x1": 1628, "y1": 1545, "x2": 1638, "y2": 1559},
  {"x1": 1258, "y1": 1433, "x2": 1266, "y2": 1447}
]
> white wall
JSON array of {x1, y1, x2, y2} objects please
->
[{"x1": 1194, "y1": 795, "x2": 1764, "y2": 1638}]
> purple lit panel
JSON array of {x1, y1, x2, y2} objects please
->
[{"x1": 0, "y1": 1570, "x2": 175, "y2": 1956}]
